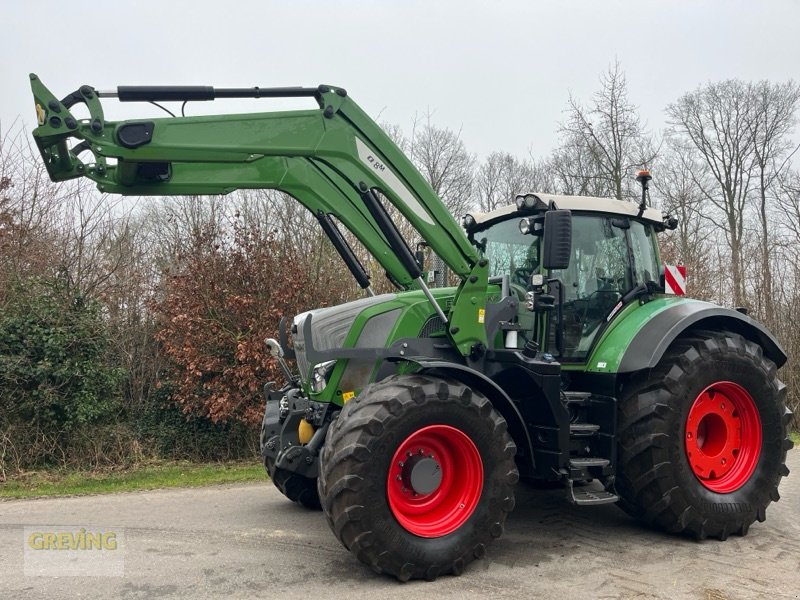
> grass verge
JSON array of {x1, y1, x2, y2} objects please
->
[
  {"x1": 0, "y1": 461, "x2": 265, "y2": 500},
  {"x1": 790, "y1": 431, "x2": 800, "y2": 447}
]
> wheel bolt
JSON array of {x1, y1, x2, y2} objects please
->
[
  {"x1": 396, "y1": 475, "x2": 401, "y2": 481},
  {"x1": 687, "y1": 432, "x2": 693, "y2": 439},
  {"x1": 720, "y1": 403, "x2": 726, "y2": 410},
  {"x1": 721, "y1": 458, "x2": 727, "y2": 465},
  {"x1": 418, "y1": 448, "x2": 424, "y2": 454},
  {"x1": 398, "y1": 461, "x2": 404, "y2": 468},
  {"x1": 459, "y1": 503, "x2": 465, "y2": 509}
]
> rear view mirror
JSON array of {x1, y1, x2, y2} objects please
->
[{"x1": 542, "y1": 210, "x2": 572, "y2": 270}]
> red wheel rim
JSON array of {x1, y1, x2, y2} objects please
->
[
  {"x1": 685, "y1": 381, "x2": 762, "y2": 493},
  {"x1": 386, "y1": 424, "x2": 483, "y2": 538}
]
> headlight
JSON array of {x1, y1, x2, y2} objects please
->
[
  {"x1": 516, "y1": 193, "x2": 539, "y2": 210},
  {"x1": 311, "y1": 360, "x2": 336, "y2": 393},
  {"x1": 519, "y1": 217, "x2": 532, "y2": 235}
]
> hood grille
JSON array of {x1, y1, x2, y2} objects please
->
[{"x1": 292, "y1": 293, "x2": 396, "y2": 382}]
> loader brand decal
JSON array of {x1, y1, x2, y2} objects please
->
[
  {"x1": 664, "y1": 264, "x2": 687, "y2": 296},
  {"x1": 342, "y1": 391, "x2": 355, "y2": 403},
  {"x1": 478, "y1": 308, "x2": 485, "y2": 324},
  {"x1": 355, "y1": 138, "x2": 435, "y2": 225},
  {"x1": 36, "y1": 103, "x2": 46, "y2": 126}
]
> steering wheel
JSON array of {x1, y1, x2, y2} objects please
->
[{"x1": 512, "y1": 267, "x2": 534, "y2": 287}]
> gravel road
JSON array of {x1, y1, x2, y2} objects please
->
[{"x1": 1, "y1": 450, "x2": 798, "y2": 599}]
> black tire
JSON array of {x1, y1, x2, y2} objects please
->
[
  {"x1": 264, "y1": 456, "x2": 321, "y2": 510},
  {"x1": 260, "y1": 411, "x2": 321, "y2": 510},
  {"x1": 616, "y1": 330, "x2": 793, "y2": 540},
  {"x1": 318, "y1": 374, "x2": 518, "y2": 581}
]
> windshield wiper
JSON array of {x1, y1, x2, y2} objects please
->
[{"x1": 621, "y1": 280, "x2": 660, "y2": 304}]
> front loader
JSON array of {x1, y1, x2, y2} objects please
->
[{"x1": 29, "y1": 74, "x2": 793, "y2": 580}]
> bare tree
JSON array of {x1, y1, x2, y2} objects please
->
[
  {"x1": 550, "y1": 140, "x2": 617, "y2": 198},
  {"x1": 555, "y1": 61, "x2": 656, "y2": 201},
  {"x1": 666, "y1": 80, "x2": 758, "y2": 307},
  {"x1": 476, "y1": 152, "x2": 552, "y2": 212},
  {"x1": 748, "y1": 80, "x2": 800, "y2": 326},
  {"x1": 406, "y1": 113, "x2": 476, "y2": 217},
  {"x1": 667, "y1": 79, "x2": 800, "y2": 311}
]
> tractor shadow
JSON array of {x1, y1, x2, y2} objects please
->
[
  {"x1": 485, "y1": 480, "x2": 700, "y2": 573},
  {"x1": 257, "y1": 479, "x2": 701, "y2": 586},
  {"x1": 322, "y1": 482, "x2": 669, "y2": 586}
]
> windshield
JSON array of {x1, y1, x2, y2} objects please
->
[{"x1": 480, "y1": 218, "x2": 540, "y2": 287}]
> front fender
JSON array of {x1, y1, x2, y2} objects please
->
[
  {"x1": 410, "y1": 360, "x2": 536, "y2": 477},
  {"x1": 586, "y1": 297, "x2": 786, "y2": 374}
]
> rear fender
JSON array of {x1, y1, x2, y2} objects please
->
[{"x1": 617, "y1": 301, "x2": 787, "y2": 373}]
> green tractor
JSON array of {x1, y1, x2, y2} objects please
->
[{"x1": 30, "y1": 75, "x2": 792, "y2": 581}]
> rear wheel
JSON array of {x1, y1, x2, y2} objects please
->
[
  {"x1": 318, "y1": 374, "x2": 518, "y2": 581},
  {"x1": 616, "y1": 330, "x2": 793, "y2": 539}
]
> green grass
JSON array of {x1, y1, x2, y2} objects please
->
[
  {"x1": 790, "y1": 431, "x2": 800, "y2": 447},
  {"x1": 0, "y1": 461, "x2": 265, "y2": 500}
]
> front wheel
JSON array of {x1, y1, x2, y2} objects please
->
[
  {"x1": 318, "y1": 374, "x2": 518, "y2": 581},
  {"x1": 616, "y1": 330, "x2": 793, "y2": 539},
  {"x1": 260, "y1": 407, "x2": 321, "y2": 510},
  {"x1": 264, "y1": 456, "x2": 321, "y2": 510}
]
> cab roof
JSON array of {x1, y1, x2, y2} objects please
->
[{"x1": 468, "y1": 193, "x2": 666, "y2": 230}]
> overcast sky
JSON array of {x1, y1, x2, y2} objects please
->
[{"x1": 2, "y1": 1, "x2": 799, "y2": 160}]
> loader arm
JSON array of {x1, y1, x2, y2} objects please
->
[{"x1": 29, "y1": 74, "x2": 488, "y2": 355}]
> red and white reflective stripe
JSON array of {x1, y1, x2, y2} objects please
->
[{"x1": 664, "y1": 264, "x2": 687, "y2": 295}]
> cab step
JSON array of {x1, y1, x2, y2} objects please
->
[
  {"x1": 569, "y1": 457, "x2": 610, "y2": 469},
  {"x1": 567, "y1": 457, "x2": 611, "y2": 480},
  {"x1": 569, "y1": 423, "x2": 600, "y2": 436},
  {"x1": 562, "y1": 391, "x2": 592, "y2": 406},
  {"x1": 566, "y1": 480, "x2": 619, "y2": 506}
]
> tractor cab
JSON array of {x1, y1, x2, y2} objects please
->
[{"x1": 466, "y1": 194, "x2": 668, "y2": 362}]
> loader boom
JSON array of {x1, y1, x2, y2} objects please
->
[{"x1": 29, "y1": 74, "x2": 488, "y2": 354}]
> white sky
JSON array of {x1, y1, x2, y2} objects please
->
[{"x1": 2, "y1": 0, "x2": 799, "y2": 160}]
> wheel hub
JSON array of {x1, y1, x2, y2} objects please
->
[
  {"x1": 402, "y1": 455, "x2": 443, "y2": 495},
  {"x1": 686, "y1": 393, "x2": 739, "y2": 479},
  {"x1": 684, "y1": 381, "x2": 762, "y2": 493}
]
